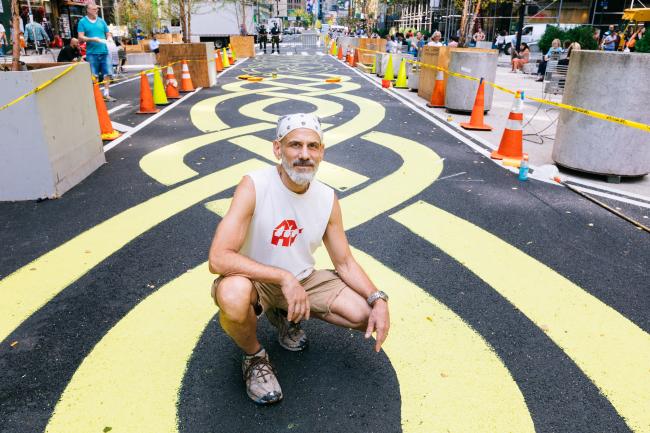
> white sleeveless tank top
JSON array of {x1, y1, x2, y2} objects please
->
[{"x1": 240, "y1": 166, "x2": 335, "y2": 280}]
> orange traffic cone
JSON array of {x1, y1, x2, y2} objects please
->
[
  {"x1": 165, "y1": 65, "x2": 180, "y2": 100},
  {"x1": 460, "y1": 78, "x2": 492, "y2": 131},
  {"x1": 427, "y1": 70, "x2": 446, "y2": 108},
  {"x1": 337, "y1": 45, "x2": 343, "y2": 60},
  {"x1": 351, "y1": 48, "x2": 359, "y2": 67},
  {"x1": 215, "y1": 51, "x2": 223, "y2": 73},
  {"x1": 491, "y1": 91, "x2": 525, "y2": 160},
  {"x1": 92, "y1": 80, "x2": 120, "y2": 140},
  {"x1": 137, "y1": 72, "x2": 159, "y2": 114},
  {"x1": 179, "y1": 60, "x2": 194, "y2": 93},
  {"x1": 346, "y1": 49, "x2": 353, "y2": 64}
]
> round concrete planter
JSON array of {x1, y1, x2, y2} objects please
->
[
  {"x1": 445, "y1": 50, "x2": 498, "y2": 112},
  {"x1": 552, "y1": 50, "x2": 650, "y2": 177}
]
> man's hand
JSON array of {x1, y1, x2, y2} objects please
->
[
  {"x1": 280, "y1": 274, "x2": 310, "y2": 322},
  {"x1": 365, "y1": 300, "x2": 390, "y2": 352}
]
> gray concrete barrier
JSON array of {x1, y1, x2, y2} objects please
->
[
  {"x1": 0, "y1": 63, "x2": 105, "y2": 201},
  {"x1": 553, "y1": 51, "x2": 650, "y2": 177},
  {"x1": 126, "y1": 52, "x2": 157, "y2": 66},
  {"x1": 445, "y1": 50, "x2": 498, "y2": 112},
  {"x1": 376, "y1": 52, "x2": 413, "y2": 78}
]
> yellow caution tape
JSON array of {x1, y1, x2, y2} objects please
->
[
  {"x1": 355, "y1": 47, "x2": 650, "y2": 133},
  {"x1": 0, "y1": 62, "x2": 81, "y2": 112},
  {"x1": 1, "y1": 56, "x2": 218, "y2": 110}
]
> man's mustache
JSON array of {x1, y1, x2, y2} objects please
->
[{"x1": 293, "y1": 159, "x2": 315, "y2": 167}]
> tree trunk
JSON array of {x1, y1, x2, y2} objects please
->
[
  {"x1": 11, "y1": 0, "x2": 21, "y2": 71},
  {"x1": 468, "y1": 0, "x2": 481, "y2": 45},
  {"x1": 186, "y1": 0, "x2": 191, "y2": 41},
  {"x1": 459, "y1": 0, "x2": 470, "y2": 47},
  {"x1": 241, "y1": 1, "x2": 247, "y2": 34},
  {"x1": 179, "y1": 0, "x2": 188, "y2": 42}
]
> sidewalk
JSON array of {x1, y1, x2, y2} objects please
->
[{"x1": 375, "y1": 55, "x2": 650, "y2": 201}]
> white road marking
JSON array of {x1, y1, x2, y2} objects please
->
[
  {"x1": 111, "y1": 121, "x2": 133, "y2": 132},
  {"x1": 107, "y1": 103, "x2": 129, "y2": 114},
  {"x1": 103, "y1": 89, "x2": 202, "y2": 152}
]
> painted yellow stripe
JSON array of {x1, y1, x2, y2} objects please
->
[
  {"x1": 50, "y1": 131, "x2": 533, "y2": 432},
  {"x1": 315, "y1": 247, "x2": 535, "y2": 432},
  {"x1": 390, "y1": 200, "x2": 650, "y2": 433},
  {"x1": 228, "y1": 135, "x2": 369, "y2": 191},
  {"x1": 238, "y1": 92, "x2": 344, "y2": 124},
  {"x1": 0, "y1": 159, "x2": 267, "y2": 344},
  {"x1": 190, "y1": 76, "x2": 361, "y2": 133},
  {"x1": 326, "y1": 95, "x2": 385, "y2": 146},
  {"x1": 190, "y1": 86, "x2": 286, "y2": 132},
  {"x1": 139, "y1": 123, "x2": 274, "y2": 186},
  {"x1": 45, "y1": 262, "x2": 216, "y2": 433}
]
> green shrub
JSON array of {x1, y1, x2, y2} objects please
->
[
  {"x1": 636, "y1": 30, "x2": 650, "y2": 52},
  {"x1": 538, "y1": 25, "x2": 565, "y2": 53},
  {"x1": 565, "y1": 26, "x2": 598, "y2": 50},
  {"x1": 539, "y1": 25, "x2": 598, "y2": 53}
]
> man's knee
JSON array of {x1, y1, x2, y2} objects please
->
[
  {"x1": 215, "y1": 276, "x2": 255, "y2": 322},
  {"x1": 347, "y1": 305, "x2": 371, "y2": 330}
]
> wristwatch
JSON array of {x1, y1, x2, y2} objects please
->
[{"x1": 367, "y1": 290, "x2": 389, "y2": 306}]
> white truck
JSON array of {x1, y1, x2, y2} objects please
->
[
  {"x1": 189, "y1": 1, "x2": 255, "y2": 48},
  {"x1": 503, "y1": 23, "x2": 582, "y2": 54}
]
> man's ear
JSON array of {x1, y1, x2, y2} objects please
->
[{"x1": 272, "y1": 139, "x2": 282, "y2": 160}]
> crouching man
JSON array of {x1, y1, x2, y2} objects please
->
[{"x1": 208, "y1": 113, "x2": 390, "y2": 405}]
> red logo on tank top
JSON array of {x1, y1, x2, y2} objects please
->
[{"x1": 271, "y1": 220, "x2": 303, "y2": 247}]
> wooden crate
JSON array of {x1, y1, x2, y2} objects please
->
[
  {"x1": 417, "y1": 47, "x2": 494, "y2": 103},
  {"x1": 155, "y1": 34, "x2": 173, "y2": 43},
  {"x1": 125, "y1": 44, "x2": 143, "y2": 53},
  {"x1": 159, "y1": 43, "x2": 217, "y2": 88},
  {"x1": 230, "y1": 36, "x2": 255, "y2": 58},
  {"x1": 358, "y1": 38, "x2": 386, "y2": 65}
]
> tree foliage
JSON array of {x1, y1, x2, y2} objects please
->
[
  {"x1": 539, "y1": 25, "x2": 598, "y2": 53},
  {"x1": 118, "y1": 0, "x2": 157, "y2": 36}
]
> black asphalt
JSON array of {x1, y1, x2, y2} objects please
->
[{"x1": 1, "y1": 52, "x2": 648, "y2": 433}]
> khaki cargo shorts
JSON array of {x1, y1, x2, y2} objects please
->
[{"x1": 211, "y1": 269, "x2": 348, "y2": 317}]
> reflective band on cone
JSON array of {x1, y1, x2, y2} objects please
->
[
  {"x1": 491, "y1": 91, "x2": 525, "y2": 160},
  {"x1": 179, "y1": 60, "x2": 194, "y2": 93},
  {"x1": 165, "y1": 66, "x2": 181, "y2": 100}
]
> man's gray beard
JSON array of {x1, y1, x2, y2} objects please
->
[{"x1": 281, "y1": 156, "x2": 319, "y2": 186}]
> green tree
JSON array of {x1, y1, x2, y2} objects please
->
[{"x1": 539, "y1": 25, "x2": 598, "y2": 53}]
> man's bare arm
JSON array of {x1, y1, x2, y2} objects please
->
[
  {"x1": 208, "y1": 176, "x2": 310, "y2": 321},
  {"x1": 323, "y1": 196, "x2": 389, "y2": 351}
]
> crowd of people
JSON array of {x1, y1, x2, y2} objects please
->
[{"x1": 593, "y1": 24, "x2": 646, "y2": 52}]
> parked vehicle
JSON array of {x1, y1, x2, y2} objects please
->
[
  {"x1": 189, "y1": 2, "x2": 255, "y2": 48},
  {"x1": 503, "y1": 23, "x2": 580, "y2": 54}
]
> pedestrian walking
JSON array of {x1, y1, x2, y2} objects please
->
[
  {"x1": 270, "y1": 23, "x2": 280, "y2": 54},
  {"x1": 258, "y1": 24, "x2": 268, "y2": 53},
  {"x1": 25, "y1": 19, "x2": 49, "y2": 53},
  {"x1": 209, "y1": 113, "x2": 390, "y2": 405},
  {"x1": 149, "y1": 34, "x2": 159, "y2": 63},
  {"x1": 78, "y1": 2, "x2": 116, "y2": 101},
  {"x1": 601, "y1": 25, "x2": 617, "y2": 51}
]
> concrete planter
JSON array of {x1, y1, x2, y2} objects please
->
[
  {"x1": 445, "y1": 50, "x2": 499, "y2": 112},
  {"x1": 445, "y1": 50, "x2": 498, "y2": 112},
  {"x1": 553, "y1": 51, "x2": 650, "y2": 177},
  {"x1": 0, "y1": 62, "x2": 105, "y2": 201}
]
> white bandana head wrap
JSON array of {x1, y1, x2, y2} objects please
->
[{"x1": 276, "y1": 113, "x2": 323, "y2": 142}]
